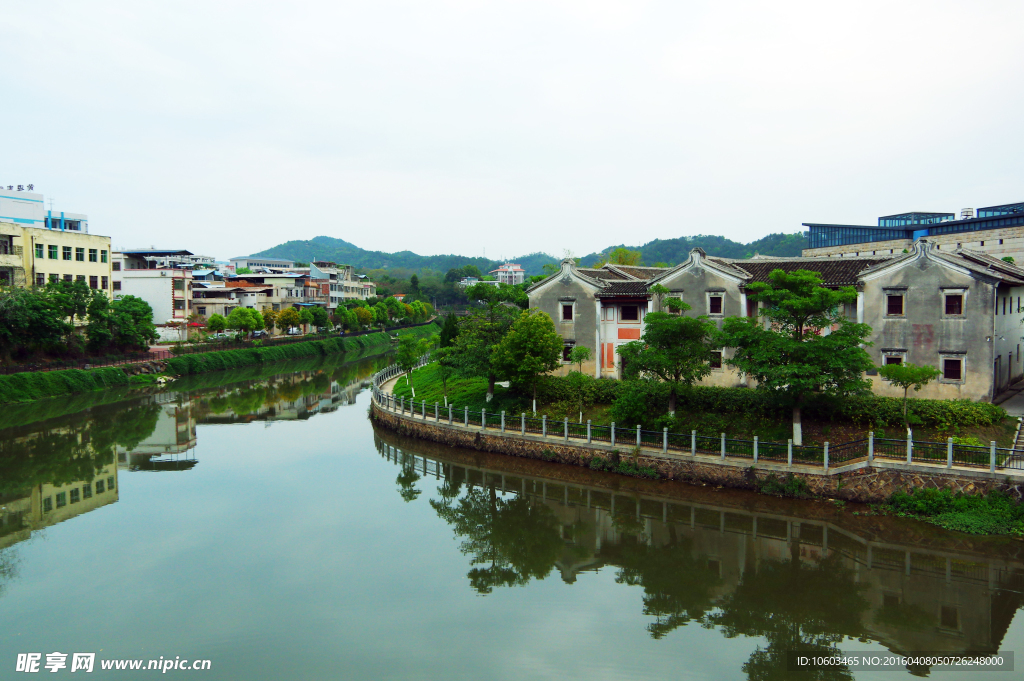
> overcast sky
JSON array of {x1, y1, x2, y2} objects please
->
[{"x1": 2, "y1": 1, "x2": 1022, "y2": 261}]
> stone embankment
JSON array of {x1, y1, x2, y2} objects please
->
[{"x1": 371, "y1": 366, "x2": 1024, "y2": 505}]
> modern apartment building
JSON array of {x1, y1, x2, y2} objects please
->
[
  {"x1": 0, "y1": 188, "x2": 112, "y2": 294},
  {"x1": 112, "y1": 251, "x2": 194, "y2": 341},
  {"x1": 489, "y1": 262, "x2": 526, "y2": 285}
]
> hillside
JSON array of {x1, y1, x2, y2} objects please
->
[{"x1": 250, "y1": 232, "x2": 807, "y2": 276}]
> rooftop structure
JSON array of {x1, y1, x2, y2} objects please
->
[{"x1": 489, "y1": 262, "x2": 526, "y2": 285}]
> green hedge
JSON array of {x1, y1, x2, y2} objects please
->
[
  {"x1": 0, "y1": 367, "x2": 130, "y2": 404},
  {"x1": 535, "y1": 375, "x2": 1006, "y2": 430}
]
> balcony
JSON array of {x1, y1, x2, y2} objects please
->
[{"x1": 0, "y1": 246, "x2": 23, "y2": 268}]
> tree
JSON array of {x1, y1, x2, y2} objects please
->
[
  {"x1": 877, "y1": 362, "x2": 942, "y2": 433},
  {"x1": 492, "y1": 309, "x2": 562, "y2": 413},
  {"x1": 227, "y1": 307, "x2": 263, "y2": 336},
  {"x1": 354, "y1": 306, "x2": 373, "y2": 327},
  {"x1": 451, "y1": 293, "x2": 520, "y2": 402},
  {"x1": 0, "y1": 286, "x2": 70, "y2": 361},
  {"x1": 311, "y1": 306, "x2": 330, "y2": 331},
  {"x1": 298, "y1": 308, "x2": 314, "y2": 333},
  {"x1": 595, "y1": 247, "x2": 642, "y2": 267},
  {"x1": 433, "y1": 345, "x2": 458, "y2": 407},
  {"x1": 617, "y1": 304, "x2": 719, "y2": 417},
  {"x1": 235, "y1": 267, "x2": 253, "y2": 274},
  {"x1": 439, "y1": 313, "x2": 459, "y2": 348},
  {"x1": 396, "y1": 331, "x2": 434, "y2": 392},
  {"x1": 207, "y1": 313, "x2": 227, "y2": 333},
  {"x1": 45, "y1": 279, "x2": 93, "y2": 327},
  {"x1": 409, "y1": 274, "x2": 420, "y2": 295},
  {"x1": 262, "y1": 308, "x2": 278, "y2": 333},
  {"x1": 568, "y1": 345, "x2": 592, "y2": 374},
  {"x1": 720, "y1": 269, "x2": 873, "y2": 445},
  {"x1": 95, "y1": 295, "x2": 157, "y2": 351},
  {"x1": 278, "y1": 307, "x2": 301, "y2": 332}
]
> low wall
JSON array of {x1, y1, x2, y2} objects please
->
[{"x1": 371, "y1": 403, "x2": 1024, "y2": 504}]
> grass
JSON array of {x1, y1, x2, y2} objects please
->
[
  {"x1": 390, "y1": 363, "x2": 526, "y2": 413},
  {"x1": 888, "y1": 488, "x2": 1024, "y2": 536}
]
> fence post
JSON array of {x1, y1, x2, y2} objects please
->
[
  {"x1": 906, "y1": 430, "x2": 912, "y2": 464},
  {"x1": 720, "y1": 433, "x2": 726, "y2": 459},
  {"x1": 691, "y1": 430, "x2": 696, "y2": 456},
  {"x1": 636, "y1": 425, "x2": 641, "y2": 447},
  {"x1": 587, "y1": 420, "x2": 592, "y2": 444},
  {"x1": 448, "y1": 405, "x2": 453, "y2": 425},
  {"x1": 521, "y1": 413, "x2": 525, "y2": 435},
  {"x1": 868, "y1": 431, "x2": 874, "y2": 465},
  {"x1": 947, "y1": 437, "x2": 953, "y2": 469},
  {"x1": 501, "y1": 411, "x2": 505, "y2": 433},
  {"x1": 990, "y1": 441, "x2": 997, "y2": 473},
  {"x1": 824, "y1": 442, "x2": 829, "y2": 473},
  {"x1": 753, "y1": 436, "x2": 758, "y2": 464},
  {"x1": 663, "y1": 428, "x2": 668, "y2": 453},
  {"x1": 564, "y1": 417, "x2": 569, "y2": 442},
  {"x1": 611, "y1": 422, "x2": 616, "y2": 447},
  {"x1": 542, "y1": 415, "x2": 547, "y2": 437},
  {"x1": 787, "y1": 439, "x2": 793, "y2": 467},
  {"x1": 434, "y1": 402, "x2": 438, "y2": 421},
  {"x1": 464, "y1": 406, "x2": 468, "y2": 427},
  {"x1": 400, "y1": 397, "x2": 405, "y2": 414},
  {"x1": 422, "y1": 400, "x2": 426, "y2": 419},
  {"x1": 482, "y1": 409, "x2": 486, "y2": 429}
]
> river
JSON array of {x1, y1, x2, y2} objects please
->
[{"x1": 0, "y1": 352, "x2": 1021, "y2": 680}]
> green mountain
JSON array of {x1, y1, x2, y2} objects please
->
[
  {"x1": 250, "y1": 233, "x2": 807, "y2": 276},
  {"x1": 578, "y1": 232, "x2": 808, "y2": 267}
]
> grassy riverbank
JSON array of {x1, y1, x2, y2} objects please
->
[
  {"x1": 392, "y1": 362, "x2": 1013, "y2": 446},
  {"x1": 0, "y1": 323, "x2": 440, "y2": 405},
  {"x1": 886, "y1": 488, "x2": 1024, "y2": 537}
]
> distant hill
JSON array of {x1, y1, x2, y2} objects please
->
[
  {"x1": 250, "y1": 232, "x2": 807, "y2": 276},
  {"x1": 578, "y1": 232, "x2": 808, "y2": 267}
]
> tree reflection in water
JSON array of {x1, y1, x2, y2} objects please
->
[
  {"x1": 429, "y1": 480, "x2": 563, "y2": 594},
  {"x1": 704, "y1": 552, "x2": 868, "y2": 681}
]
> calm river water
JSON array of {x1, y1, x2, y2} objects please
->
[{"x1": 1, "y1": 352, "x2": 1021, "y2": 680}]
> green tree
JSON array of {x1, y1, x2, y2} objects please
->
[
  {"x1": 235, "y1": 266, "x2": 253, "y2": 274},
  {"x1": 227, "y1": 307, "x2": 263, "y2": 336},
  {"x1": 0, "y1": 286, "x2": 70, "y2": 360},
  {"x1": 439, "y1": 313, "x2": 459, "y2": 348},
  {"x1": 354, "y1": 306, "x2": 373, "y2": 328},
  {"x1": 410, "y1": 274, "x2": 420, "y2": 295},
  {"x1": 568, "y1": 345, "x2": 592, "y2": 374},
  {"x1": 720, "y1": 270, "x2": 873, "y2": 445},
  {"x1": 432, "y1": 345, "x2": 458, "y2": 407},
  {"x1": 451, "y1": 287, "x2": 521, "y2": 402},
  {"x1": 311, "y1": 306, "x2": 330, "y2": 331},
  {"x1": 207, "y1": 313, "x2": 227, "y2": 333},
  {"x1": 396, "y1": 331, "x2": 434, "y2": 392},
  {"x1": 492, "y1": 309, "x2": 562, "y2": 413},
  {"x1": 617, "y1": 303, "x2": 718, "y2": 417},
  {"x1": 877, "y1": 362, "x2": 942, "y2": 433},
  {"x1": 595, "y1": 247, "x2": 642, "y2": 267},
  {"x1": 298, "y1": 308, "x2": 314, "y2": 333},
  {"x1": 87, "y1": 295, "x2": 157, "y2": 351},
  {"x1": 45, "y1": 279, "x2": 93, "y2": 327}
]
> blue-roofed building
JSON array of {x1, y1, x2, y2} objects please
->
[{"x1": 803, "y1": 201, "x2": 1024, "y2": 262}]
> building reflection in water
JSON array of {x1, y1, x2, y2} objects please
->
[{"x1": 374, "y1": 432, "x2": 1024, "y2": 678}]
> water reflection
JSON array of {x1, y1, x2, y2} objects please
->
[
  {"x1": 374, "y1": 430, "x2": 1024, "y2": 678},
  {"x1": 0, "y1": 352, "x2": 390, "y2": 596}
]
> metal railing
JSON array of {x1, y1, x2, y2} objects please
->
[{"x1": 371, "y1": 360, "x2": 1024, "y2": 474}]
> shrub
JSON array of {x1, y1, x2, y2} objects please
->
[
  {"x1": 889, "y1": 488, "x2": 1024, "y2": 536},
  {"x1": 756, "y1": 472, "x2": 811, "y2": 498}
]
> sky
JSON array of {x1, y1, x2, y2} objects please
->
[{"x1": 2, "y1": 0, "x2": 1023, "y2": 261}]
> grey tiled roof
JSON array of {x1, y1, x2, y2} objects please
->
[
  {"x1": 595, "y1": 281, "x2": 652, "y2": 296},
  {"x1": 723, "y1": 257, "x2": 891, "y2": 287}
]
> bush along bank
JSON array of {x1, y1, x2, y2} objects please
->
[
  {"x1": 885, "y1": 488, "x2": 1024, "y2": 537},
  {"x1": 0, "y1": 323, "x2": 440, "y2": 404},
  {"x1": 0, "y1": 367, "x2": 132, "y2": 404}
]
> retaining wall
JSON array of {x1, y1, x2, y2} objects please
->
[{"x1": 370, "y1": 403, "x2": 1024, "y2": 504}]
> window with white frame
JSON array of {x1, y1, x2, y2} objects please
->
[
  {"x1": 943, "y1": 290, "x2": 965, "y2": 316},
  {"x1": 561, "y1": 303, "x2": 574, "y2": 321},
  {"x1": 707, "y1": 293, "x2": 723, "y2": 315}
]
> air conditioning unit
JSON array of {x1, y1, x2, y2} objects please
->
[{"x1": 160, "y1": 271, "x2": 167, "y2": 277}]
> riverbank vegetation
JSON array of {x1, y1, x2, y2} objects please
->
[
  {"x1": 0, "y1": 281, "x2": 157, "y2": 363},
  {"x1": 0, "y1": 322, "x2": 441, "y2": 404},
  {"x1": 887, "y1": 488, "x2": 1024, "y2": 537}
]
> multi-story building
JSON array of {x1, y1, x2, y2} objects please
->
[
  {"x1": 803, "y1": 200, "x2": 1024, "y2": 262},
  {"x1": 112, "y1": 251, "x2": 194, "y2": 341},
  {"x1": 528, "y1": 241, "x2": 1024, "y2": 402},
  {"x1": 227, "y1": 272, "x2": 328, "y2": 311},
  {"x1": 489, "y1": 262, "x2": 526, "y2": 285},
  {"x1": 0, "y1": 188, "x2": 112, "y2": 294},
  {"x1": 306, "y1": 262, "x2": 377, "y2": 308},
  {"x1": 192, "y1": 281, "x2": 273, "y2": 319},
  {"x1": 229, "y1": 256, "x2": 295, "y2": 271}
]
